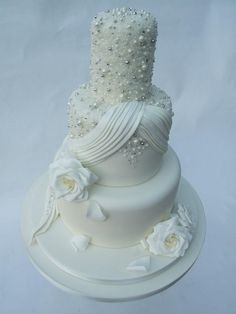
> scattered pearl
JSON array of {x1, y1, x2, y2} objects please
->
[{"x1": 139, "y1": 35, "x2": 144, "y2": 41}]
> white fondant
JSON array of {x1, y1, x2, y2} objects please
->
[
  {"x1": 58, "y1": 147, "x2": 181, "y2": 248},
  {"x1": 49, "y1": 157, "x2": 98, "y2": 202},
  {"x1": 71, "y1": 235, "x2": 91, "y2": 251},
  {"x1": 126, "y1": 256, "x2": 151, "y2": 272},
  {"x1": 146, "y1": 216, "x2": 192, "y2": 258},
  {"x1": 31, "y1": 188, "x2": 59, "y2": 244},
  {"x1": 86, "y1": 200, "x2": 107, "y2": 221}
]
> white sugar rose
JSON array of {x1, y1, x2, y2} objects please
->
[
  {"x1": 49, "y1": 157, "x2": 98, "y2": 202},
  {"x1": 146, "y1": 216, "x2": 192, "y2": 258}
]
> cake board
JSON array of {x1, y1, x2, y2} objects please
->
[{"x1": 21, "y1": 174, "x2": 206, "y2": 302}]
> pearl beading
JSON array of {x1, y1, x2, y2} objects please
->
[
  {"x1": 45, "y1": 189, "x2": 55, "y2": 216},
  {"x1": 119, "y1": 133, "x2": 149, "y2": 166},
  {"x1": 67, "y1": 85, "x2": 173, "y2": 139},
  {"x1": 89, "y1": 7, "x2": 158, "y2": 105},
  {"x1": 67, "y1": 84, "x2": 108, "y2": 138}
]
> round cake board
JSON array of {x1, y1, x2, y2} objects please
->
[{"x1": 21, "y1": 174, "x2": 206, "y2": 302}]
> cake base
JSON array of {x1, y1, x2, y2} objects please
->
[{"x1": 21, "y1": 174, "x2": 206, "y2": 302}]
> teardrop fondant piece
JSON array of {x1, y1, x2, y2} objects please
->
[{"x1": 86, "y1": 200, "x2": 107, "y2": 221}]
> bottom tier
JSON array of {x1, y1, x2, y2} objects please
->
[
  {"x1": 22, "y1": 174, "x2": 205, "y2": 300},
  {"x1": 58, "y1": 147, "x2": 181, "y2": 248}
]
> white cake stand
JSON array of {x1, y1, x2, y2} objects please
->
[{"x1": 21, "y1": 174, "x2": 206, "y2": 302}]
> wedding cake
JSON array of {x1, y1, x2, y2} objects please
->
[{"x1": 28, "y1": 8, "x2": 197, "y2": 277}]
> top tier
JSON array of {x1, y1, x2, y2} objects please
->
[{"x1": 89, "y1": 8, "x2": 158, "y2": 105}]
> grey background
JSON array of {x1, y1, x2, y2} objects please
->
[{"x1": 1, "y1": 0, "x2": 236, "y2": 313}]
